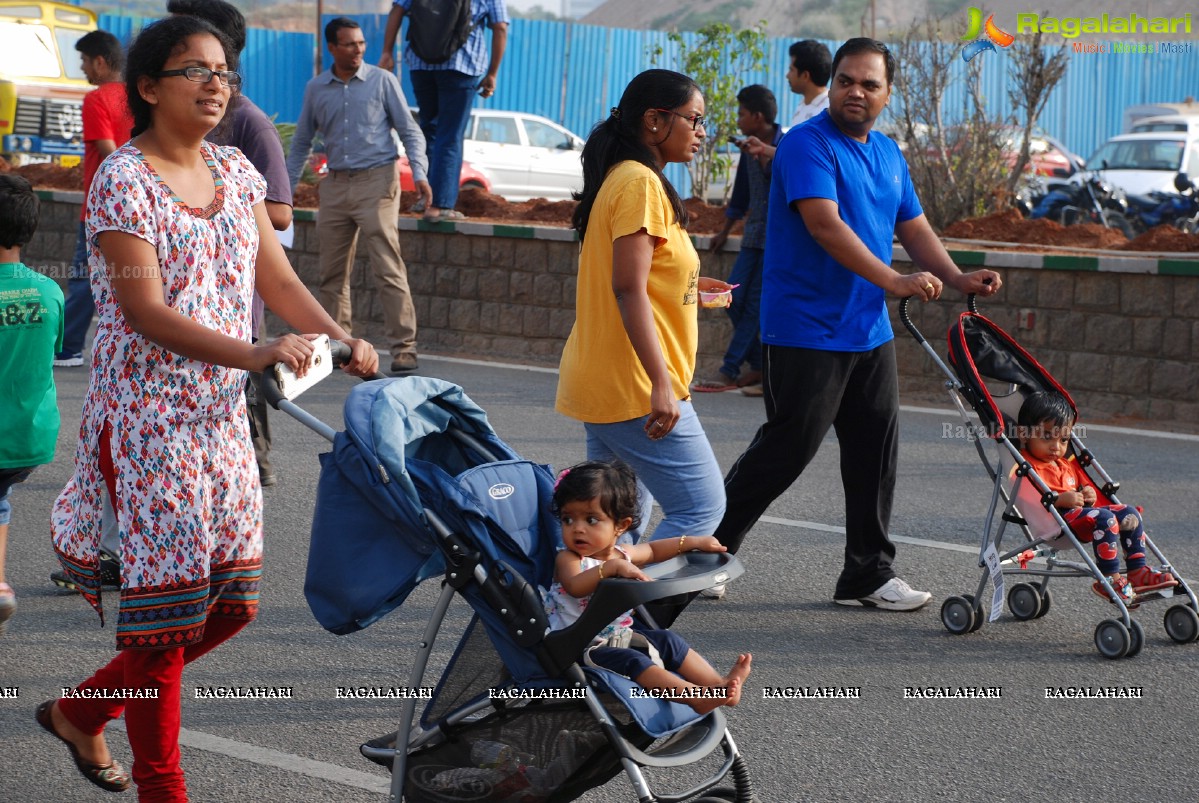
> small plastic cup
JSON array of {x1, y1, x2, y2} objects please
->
[{"x1": 699, "y1": 285, "x2": 737, "y2": 308}]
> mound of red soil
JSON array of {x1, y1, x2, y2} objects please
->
[
  {"x1": 13, "y1": 162, "x2": 83, "y2": 191},
  {"x1": 1121, "y1": 223, "x2": 1199, "y2": 252},
  {"x1": 942, "y1": 208, "x2": 1199, "y2": 252},
  {"x1": 942, "y1": 208, "x2": 1128, "y2": 250}
]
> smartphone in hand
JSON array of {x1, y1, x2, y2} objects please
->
[{"x1": 729, "y1": 135, "x2": 747, "y2": 147}]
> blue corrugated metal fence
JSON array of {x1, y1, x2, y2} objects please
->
[{"x1": 98, "y1": 13, "x2": 1199, "y2": 192}]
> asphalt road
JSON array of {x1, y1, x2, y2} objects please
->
[{"x1": 2, "y1": 353, "x2": 1197, "y2": 803}]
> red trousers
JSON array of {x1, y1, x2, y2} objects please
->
[
  {"x1": 57, "y1": 616, "x2": 247, "y2": 803},
  {"x1": 58, "y1": 425, "x2": 248, "y2": 803}
]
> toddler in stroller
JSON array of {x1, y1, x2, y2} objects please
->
[
  {"x1": 545, "y1": 460, "x2": 752, "y2": 714},
  {"x1": 898, "y1": 293, "x2": 1198, "y2": 658},
  {"x1": 1014, "y1": 392, "x2": 1178, "y2": 605}
]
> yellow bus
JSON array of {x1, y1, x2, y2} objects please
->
[{"x1": 0, "y1": 1, "x2": 96, "y2": 166}]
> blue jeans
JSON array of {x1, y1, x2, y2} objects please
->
[
  {"x1": 61, "y1": 221, "x2": 95, "y2": 355},
  {"x1": 719, "y1": 246, "x2": 763, "y2": 380},
  {"x1": 410, "y1": 69, "x2": 479, "y2": 210},
  {"x1": 0, "y1": 467, "x2": 35, "y2": 526},
  {"x1": 583, "y1": 401, "x2": 725, "y2": 543}
]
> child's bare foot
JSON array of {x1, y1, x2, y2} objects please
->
[{"x1": 723, "y1": 653, "x2": 753, "y2": 707}]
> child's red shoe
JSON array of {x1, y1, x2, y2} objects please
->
[
  {"x1": 1091, "y1": 573, "x2": 1136, "y2": 606},
  {"x1": 1126, "y1": 566, "x2": 1179, "y2": 594}
]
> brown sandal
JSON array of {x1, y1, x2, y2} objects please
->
[
  {"x1": 35, "y1": 699, "x2": 131, "y2": 793},
  {"x1": 692, "y1": 373, "x2": 738, "y2": 393}
]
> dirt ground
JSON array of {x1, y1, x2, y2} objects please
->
[
  {"x1": 10, "y1": 160, "x2": 1199, "y2": 249},
  {"x1": 942, "y1": 208, "x2": 1199, "y2": 252}
]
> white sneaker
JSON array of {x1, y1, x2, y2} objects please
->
[
  {"x1": 834, "y1": 577, "x2": 931, "y2": 611},
  {"x1": 699, "y1": 583, "x2": 726, "y2": 600}
]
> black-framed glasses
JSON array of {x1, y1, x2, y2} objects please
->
[
  {"x1": 653, "y1": 108, "x2": 706, "y2": 131},
  {"x1": 154, "y1": 66, "x2": 242, "y2": 89}
]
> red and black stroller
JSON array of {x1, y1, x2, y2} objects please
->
[{"x1": 900, "y1": 294, "x2": 1198, "y2": 659}]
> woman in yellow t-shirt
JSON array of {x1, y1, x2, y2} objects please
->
[{"x1": 556, "y1": 69, "x2": 733, "y2": 612}]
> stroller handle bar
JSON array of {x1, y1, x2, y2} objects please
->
[
  {"x1": 260, "y1": 340, "x2": 388, "y2": 443},
  {"x1": 898, "y1": 278, "x2": 990, "y2": 343}
]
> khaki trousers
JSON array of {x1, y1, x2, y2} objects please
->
[{"x1": 316, "y1": 163, "x2": 416, "y2": 356}]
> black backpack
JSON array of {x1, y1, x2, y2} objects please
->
[{"x1": 406, "y1": 0, "x2": 480, "y2": 65}]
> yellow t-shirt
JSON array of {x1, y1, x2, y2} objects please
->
[{"x1": 556, "y1": 161, "x2": 700, "y2": 424}]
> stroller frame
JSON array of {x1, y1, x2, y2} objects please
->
[
  {"x1": 899, "y1": 294, "x2": 1199, "y2": 659},
  {"x1": 265, "y1": 366, "x2": 756, "y2": 802}
]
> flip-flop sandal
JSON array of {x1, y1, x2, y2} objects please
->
[
  {"x1": 692, "y1": 375, "x2": 737, "y2": 393},
  {"x1": 35, "y1": 700, "x2": 131, "y2": 793},
  {"x1": 736, "y1": 370, "x2": 762, "y2": 387},
  {"x1": 439, "y1": 209, "x2": 466, "y2": 221}
]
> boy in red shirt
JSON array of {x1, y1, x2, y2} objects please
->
[
  {"x1": 55, "y1": 29, "x2": 133, "y2": 367},
  {"x1": 1016, "y1": 392, "x2": 1178, "y2": 604}
]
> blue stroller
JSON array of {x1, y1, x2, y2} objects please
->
[
  {"x1": 899, "y1": 294, "x2": 1198, "y2": 659},
  {"x1": 265, "y1": 360, "x2": 755, "y2": 802}
]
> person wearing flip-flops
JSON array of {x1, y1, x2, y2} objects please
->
[
  {"x1": 695, "y1": 84, "x2": 783, "y2": 398},
  {"x1": 39, "y1": 17, "x2": 379, "y2": 799},
  {"x1": 0, "y1": 174, "x2": 64, "y2": 640}
]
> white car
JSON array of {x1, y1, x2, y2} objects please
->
[
  {"x1": 462, "y1": 110, "x2": 585, "y2": 202},
  {"x1": 1084, "y1": 131, "x2": 1199, "y2": 196}
]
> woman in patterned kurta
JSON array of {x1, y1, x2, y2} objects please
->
[{"x1": 37, "y1": 17, "x2": 378, "y2": 803}]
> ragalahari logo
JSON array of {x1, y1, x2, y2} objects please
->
[{"x1": 961, "y1": 8, "x2": 1015, "y2": 62}]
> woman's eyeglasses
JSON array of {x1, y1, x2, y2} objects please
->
[
  {"x1": 653, "y1": 109, "x2": 706, "y2": 131},
  {"x1": 154, "y1": 66, "x2": 242, "y2": 89}
]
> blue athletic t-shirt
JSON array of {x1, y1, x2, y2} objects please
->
[{"x1": 761, "y1": 110, "x2": 922, "y2": 351}]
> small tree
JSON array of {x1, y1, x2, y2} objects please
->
[
  {"x1": 892, "y1": 16, "x2": 1012, "y2": 230},
  {"x1": 649, "y1": 22, "x2": 767, "y2": 203},
  {"x1": 1006, "y1": 27, "x2": 1069, "y2": 193}
]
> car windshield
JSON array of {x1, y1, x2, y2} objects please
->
[
  {"x1": 0, "y1": 21, "x2": 61, "y2": 78},
  {"x1": 1086, "y1": 138, "x2": 1184, "y2": 171},
  {"x1": 55, "y1": 27, "x2": 88, "y2": 81}
]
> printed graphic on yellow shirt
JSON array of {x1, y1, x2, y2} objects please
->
[{"x1": 683, "y1": 263, "x2": 699, "y2": 305}]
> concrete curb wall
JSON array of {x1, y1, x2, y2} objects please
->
[{"x1": 24, "y1": 192, "x2": 1199, "y2": 424}]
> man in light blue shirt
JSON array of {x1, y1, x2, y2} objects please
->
[
  {"x1": 379, "y1": 0, "x2": 509, "y2": 223},
  {"x1": 287, "y1": 17, "x2": 431, "y2": 375}
]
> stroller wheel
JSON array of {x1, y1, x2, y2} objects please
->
[
  {"x1": 1124, "y1": 619, "x2": 1145, "y2": 658},
  {"x1": 961, "y1": 594, "x2": 985, "y2": 631},
  {"x1": 941, "y1": 596, "x2": 977, "y2": 635},
  {"x1": 1164, "y1": 604, "x2": 1199, "y2": 644},
  {"x1": 1094, "y1": 619, "x2": 1131, "y2": 659},
  {"x1": 1007, "y1": 583, "x2": 1043, "y2": 621},
  {"x1": 1032, "y1": 584, "x2": 1052, "y2": 618}
]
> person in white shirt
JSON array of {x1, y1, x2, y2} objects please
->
[{"x1": 787, "y1": 40, "x2": 832, "y2": 127}]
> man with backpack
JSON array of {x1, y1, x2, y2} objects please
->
[{"x1": 379, "y1": 0, "x2": 509, "y2": 223}]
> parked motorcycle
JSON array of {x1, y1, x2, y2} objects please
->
[
  {"x1": 1029, "y1": 170, "x2": 1135, "y2": 238},
  {"x1": 1122, "y1": 172, "x2": 1199, "y2": 235}
]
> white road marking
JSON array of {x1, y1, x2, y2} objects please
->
[
  {"x1": 109, "y1": 721, "x2": 389, "y2": 793},
  {"x1": 415, "y1": 356, "x2": 1199, "y2": 443},
  {"x1": 758, "y1": 515, "x2": 979, "y2": 554},
  {"x1": 900, "y1": 404, "x2": 1199, "y2": 442}
]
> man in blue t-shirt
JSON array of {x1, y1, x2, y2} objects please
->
[{"x1": 712, "y1": 38, "x2": 1002, "y2": 612}]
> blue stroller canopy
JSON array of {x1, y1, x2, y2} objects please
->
[{"x1": 305, "y1": 377, "x2": 542, "y2": 635}]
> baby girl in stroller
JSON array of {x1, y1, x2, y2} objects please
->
[
  {"x1": 1015, "y1": 392, "x2": 1179, "y2": 605},
  {"x1": 543, "y1": 460, "x2": 752, "y2": 714}
]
